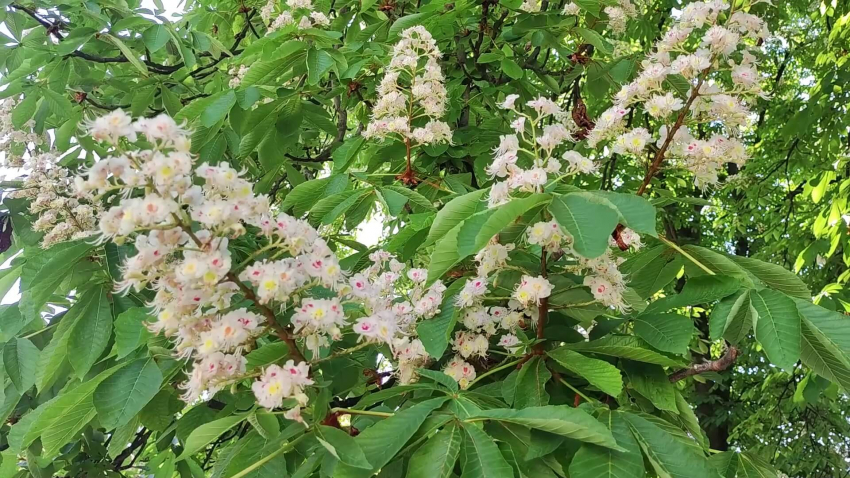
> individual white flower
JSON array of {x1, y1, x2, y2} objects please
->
[
  {"x1": 562, "y1": 2, "x2": 580, "y2": 15},
  {"x1": 514, "y1": 275, "x2": 553, "y2": 306},
  {"x1": 500, "y1": 94, "x2": 520, "y2": 109}
]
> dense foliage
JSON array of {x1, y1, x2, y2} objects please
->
[{"x1": 0, "y1": 0, "x2": 847, "y2": 477}]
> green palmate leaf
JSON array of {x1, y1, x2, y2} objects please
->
[
  {"x1": 547, "y1": 348, "x2": 623, "y2": 396},
  {"x1": 102, "y1": 33, "x2": 149, "y2": 76},
  {"x1": 550, "y1": 192, "x2": 619, "y2": 258},
  {"x1": 632, "y1": 313, "x2": 693, "y2": 355},
  {"x1": 456, "y1": 194, "x2": 551, "y2": 258},
  {"x1": 620, "y1": 246, "x2": 678, "y2": 299},
  {"x1": 569, "y1": 410, "x2": 645, "y2": 478},
  {"x1": 35, "y1": 310, "x2": 82, "y2": 392},
  {"x1": 417, "y1": 278, "x2": 464, "y2": 357},
  {"x1": 18, "y1": 362, "x2": 124, "y2": 456},
  {"x1": 561, "y1": 335, "x2": 685, "y2": 367},
  {"x1": 417, "y1": 369, "x2": 460, "y2": 392},
  {"x1": 576, "y1": 27, "x2": 613, "y2": 55},
  {"x1": 114, "y1": 307, "x2": 153, "y2": 359},
  {"x1": 142, "y1": 24, "x2": 170, "y2": 52},
  {"x1": 461, "y1": 423, "x2": 514, "y2": 478},
  {"x1": 425, "y1": 188, "x2": 489, "y2": 246},
  {"x1": 750, "y1": 289, "x2": 801, "y2": 370},
  {"x1": 677, "y1": 245, "x2": 752, "y2": 285},
  {"x1": 68, "y1": 285, "x2": 113, "y2": 377},
  {"x1": 0, "y1": 305, "x2": 28, "y2": 343},
  {"x1": 621, "y1": 411, "x2": 718, "y2": 478},
  {"x1": 382, "y1": 185, "x2": 437, "y2": 212},
  {"x1": 471, "y1": 406, "x2": 621, "y2": 449},
  {"x1": 248, "y1": 409, "x2": 280, "y2": 439},
  {"x1": 11, "y1": 93, "x2": 37, "y2": 128},
  {"x1": 673, "y1": 391, "x2": 708, "y2": 451},
  {"x1": 316, "y1": 425, "x2": 372, "y2": 469},
  {"x1": 179, "y1": 413, "x2": 248, "y2": 460},
  {"x1": 727, "y1": 255, "x2": 810, "y2": 299},
  {"x1": 3, "y1": 337, "x2": 39, "y2": 393},
  {"x1": 407, "y1": 422, "x2": 462, "y2": 478},
  {"x1": 388, "y1": 13, "x2": 430, "y2": 37},
  {"x1": 794, "y1": 298, "x2": 850, "y2": 391},
  {"x1": 306, "y1": 48, "x2": 334, "y2": 85},
  {"x1": 353, "y1": 384, "x2": 437, "y2": 410},
  {"x1": 513, "y1": 356, "x2": 551, "y2": 408},
  {"x1": 201, "y1": 89, "x2": 236, "y2": 127},
  {"x1": 245, "y1": 341, "x2": 290, "y2": 369},
  {"x1": 591, "y1": 191, "x2": 657, "y2": 236},
  {"x1": 644, "y1": 275, "x2": 742, "y2": 314},
  {"x1": 335, "y1": 397, "x2": 449, "y2": 477},
  {"x1": 94, "y1": 358, "x2": 164, "y2": 429},
  {"x1": 282, "y1": 175, "x2": 350, "y2": 217},
  {"x1": 622, "y1": 362, "x2": 677, "y2": 412},
  {"x1": 333, "y1": 135, "x2": 366, "y2": 173},
  {"x1": 500, "y1": 58, "x2": 524, "y2": 79},
  {"x1": 19, "y1": 240, "x2": 95, "y2": 321},
  {"x1": 55, "y1": 27, "x2": 97, "y2": 55},
  {"x1": 709, "y1": 290, "x2": 754, "y2": 344},
  {"x1": 427, "y1": 223, "x2": 463, "y2": 284}
]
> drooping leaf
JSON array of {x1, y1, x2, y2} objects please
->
[
  {"x1": 114, "y1": 307, "x2": 154, "y2": 359},
  {"x1": 632, "y1": 313, "x2": 693, "y2": 355},
  {"x1": 750, "y1": 289, "x2": 801, "y2": 370},
  {"x1": 561, "y1": 335, "x2": 686, "y2": 367},
  {"x1": 569, "y1": 410, "x2": 645, "y2": 478},
  {"x1": 316, "y1": 425, "x2": 372, "y2": 469},
  {"x1": 621, "y1": 411, "x2": 718, "y2": 478},
  {"x1": 513, "y1": 356, "x2": 551, "y2": 408},
  {"x1": 407, "y1": 422, "x2": 462, "y2": 478},
  {"x1": 94, "y1": 358, "x2": 164, "y2": 429},
  {"x1": 471, "y1": 406, "x2": 621, "y2": 449},
  {"x1": 550, "y1": 192, "x2": 619, "y2": 258},
  {"x1": 709, "y1": 290, "x2": 754, "y2": 344},
  {"x1": 3, "y1": 337, "x2": 39, "y2": 393},
  {"x1": 547, "y1": 348, "x2": 623, "y2": 397},
  {"x1": 622, "y1": 361, "x2": 677, "y2": 412},
  {"x1": 19, "y1": 240, "x2": 94, "y2": 321},
  {"x1": 460, "y1": 422, "x2": 514, "y2": 478},
  {"x1": 335, "y1": 397, "x2": 449, "y2": 477},
  {"x1": 68, "y1": 285, "x2": 113, "y2": 377}
]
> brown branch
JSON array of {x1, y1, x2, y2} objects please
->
[
  {"x1": 225, "y1": 272, "x2": 306, "y2": 362},
  {"x1": 635, "y1": 68, "x2": 710, "y2": 196},
  {"x1": 668, "y1": 346, "x2": 738, "y2": 383}
]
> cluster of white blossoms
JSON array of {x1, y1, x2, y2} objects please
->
[
  {"x1": 440, "y1": 241, "x2": 555, "y2": 388},
  {"x1": 260, "y1": 0, "x2": 330, "y2": 33},
  {"x1": 568, "y1": 226, "x2": 640, "y2": 311},
  {"x1": 589, "y1": 0, "x2": 768, "y2": 187},
  {"x1": 605, "y1": 0, "x2": 639, "y2": 34},
  {"x1": 16, "y1": 162, "x2": 101, "y2": 248},
  {"x1": 443, "y1": 356, "x2": 477, "y2": 389},
  {"x1": 72, "y1": 110, "x2": 453, "y2": 414},
  {"x1": 527, "y1": 220, "x2": 572, "y2": 253},
  {"x1": 362, "y1": 26, "x2": 452, "y2": 146},
  {"x1": 252, "y1": 361, "x2": 313, "y2": 422},
  {"x1": 1, "y1": 98, "x2": 100, "y2": 248},
  {"x1": 346, "y1": 252, "x2": 446, "y2": 383},
  {"x1": 70, "y1": 110, "x2": 330, "y2": 419},
  {"x1": 560, "y1": 1, "x2": 638, "y2": 34},
  {"x1": 228, "y1": 64, "x2": 249, "y2": 88},
  {"x1": 0, "y1": 98, "x2": 44, "y2": 168},
  {"x1": 488, "y1": 95, "x2": 587, "y2": 208}
]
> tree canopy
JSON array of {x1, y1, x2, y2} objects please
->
[{"x1": 0, "y1": 0, "x2": 848, "y2": 477}]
